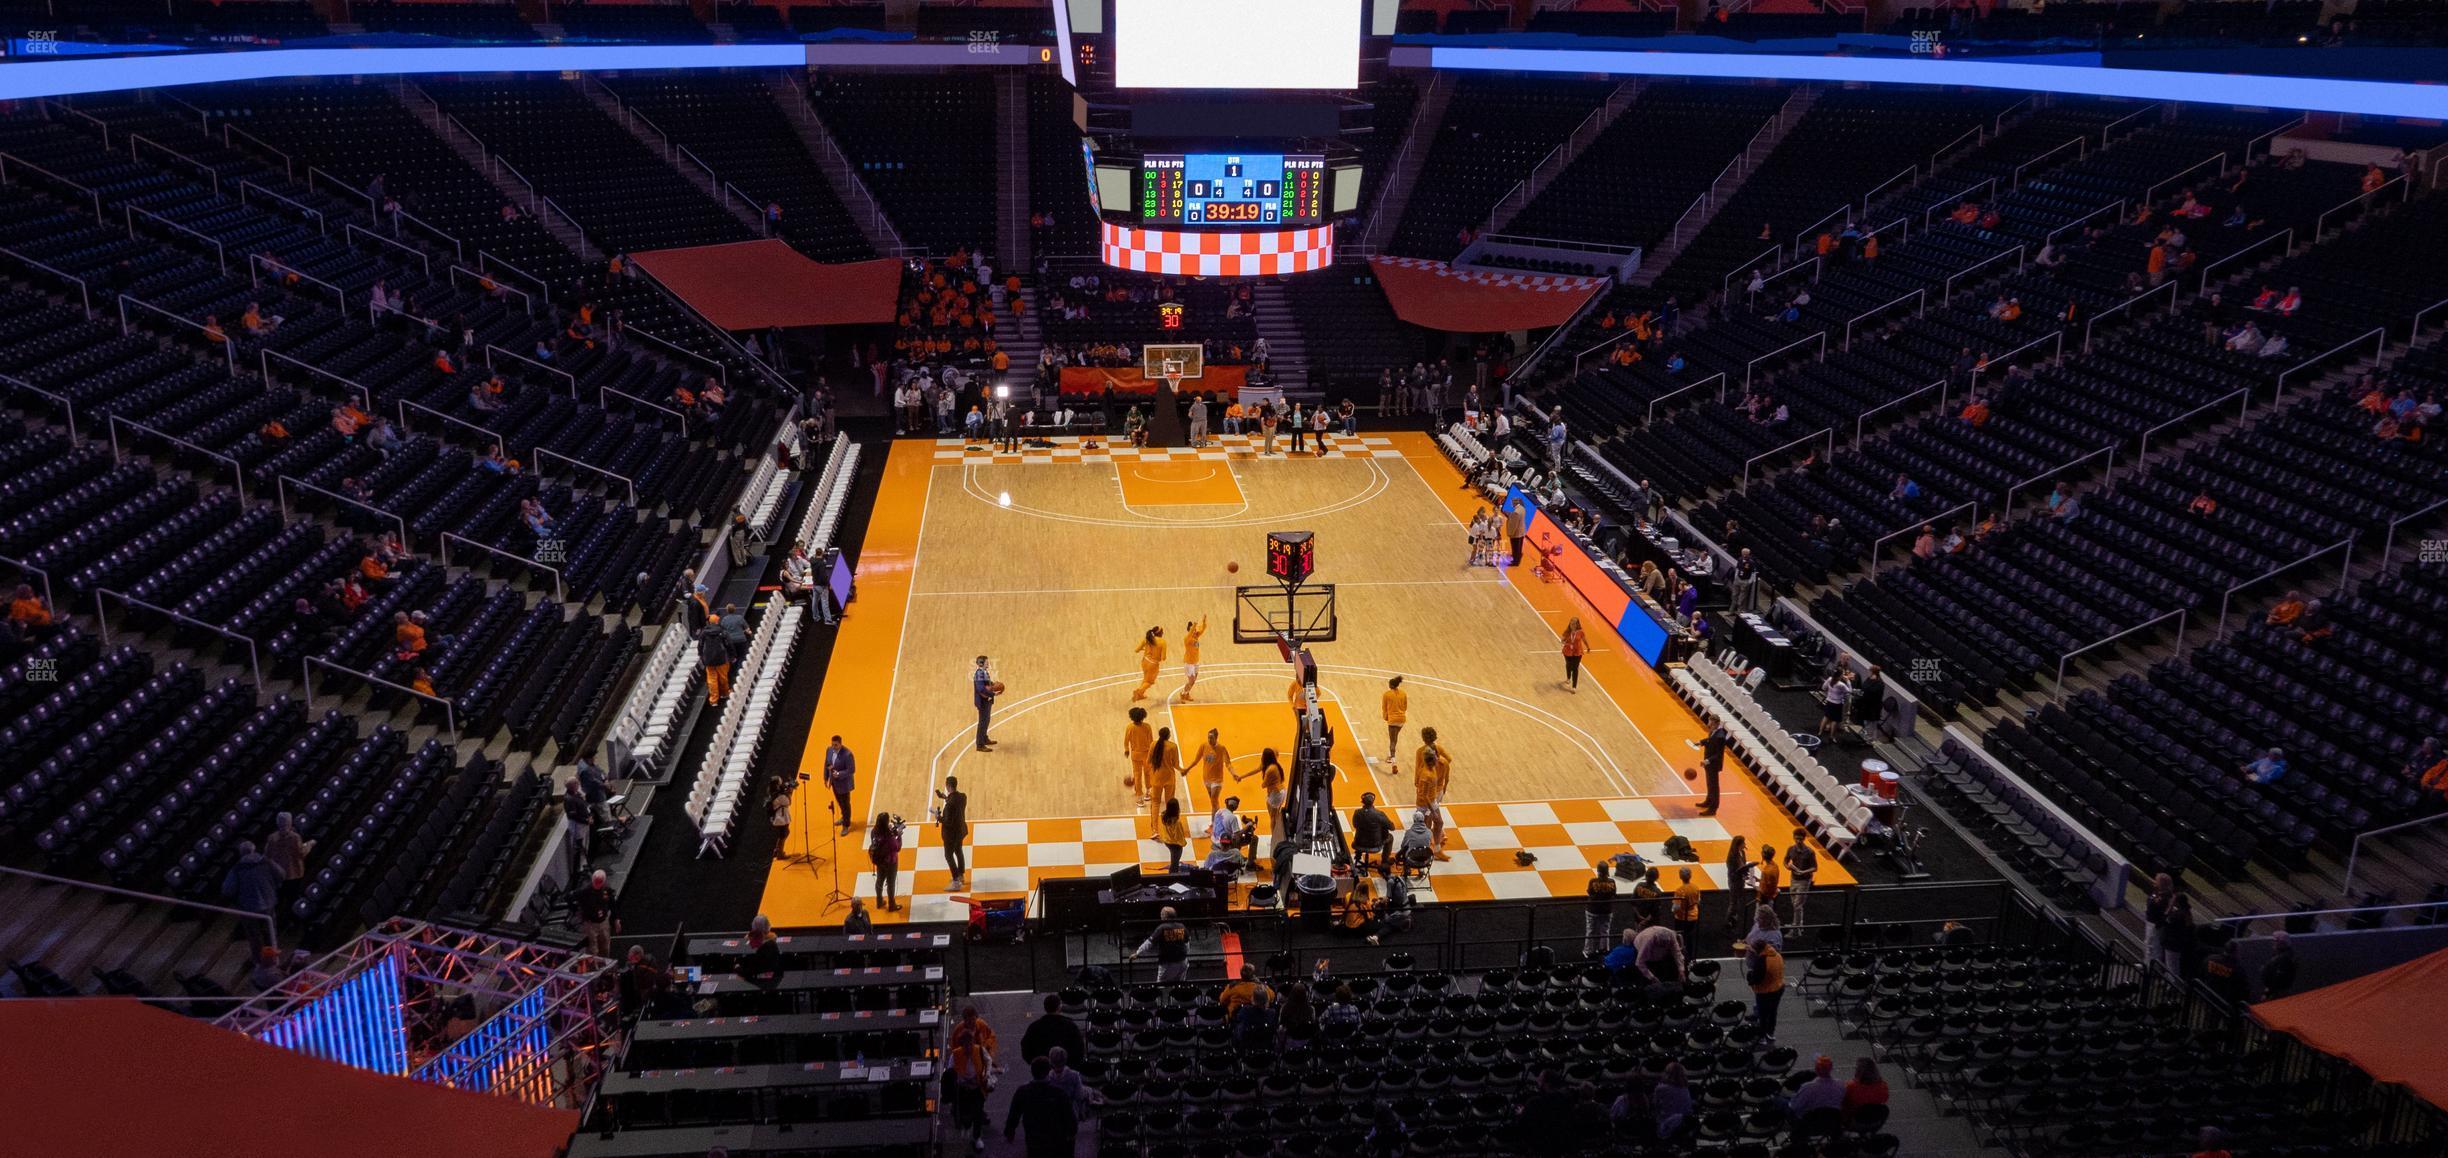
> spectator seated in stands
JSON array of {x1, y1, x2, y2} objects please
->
[
  {"x1": 240, "y1": 301, "x2": 281, "y2": 336},
  {"x1": 6, "y1": 583, "x2": 56, "y2": 644},
  {"x1": 2267, "y1": 590, "x2": 2308, "y2": 626},
  {"x1": 2258, "y1": 333, "x2": 2292, "y2": 360},
  {"x1": 393, "y1": 611, "x2": 429, "y2": 661},
  {"x1": 1789, "y1": 1054, "x2": 1848, "y2": 1118},
  {"x1": 2243, "y1": 747, "x2": 2289, "y2": 785},
  {"x1": 2188, "y1": 490, "x2": 2220, "y2": 518},
  {"x1": 521, "y1": 498, "x2": 557, "y2": 539}
]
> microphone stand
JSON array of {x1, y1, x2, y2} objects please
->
[
  {"x1": 817, "y1": 797, "x2": 854, "y2": 912},
  {"x1": 782, "y1": 775, "x2": 823, "y2": 870}
]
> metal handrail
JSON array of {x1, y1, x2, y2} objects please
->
[
  {"x1": 343, "y1": 222, "x2": 430, "y2": 277},
  {"x1": 368, "y1": 297, "x2": 442, "y2": 335},
  {"x1": 439, "y1": 531, "x2": 564, "y2": 603},
  {"x1": 1862, "y1": 215, "x2": 1908, "y2": 249},
  {"x1": 2043, "y1": 198, "x2": 2125, "y2": 248},
  {"x1": 237, "y1": 179, "x2": 326, "y2": 236},
  {"x1": 676, "y1": 144, "x2": 719, "y2": 190},
  {"x1": 1927, "y1": 124, "x2": 1983, "y2": 172},
  {"x1": 2136, "y1": 388, "x2": 2253, "y2": 462},
  {"x1": 0, "y1": 150, "x2": 106, "y2": 222},
  {"x1": 2314, "y1": 175, "x2": 2410, "y2": 240},
  {"x1": 2216, "y1": 536, "x2": 2355, "y2": 638},
  {"x1": 477, "y1": 250, "x2": 550, "y2": 300},
  {"x1": 2344, "y1": 815, "x2": 2448, "y2": 909},
  {"x1": 0, "y1": 372, "x2": 78, "y2": 441},
  {"x1": 0, "y1": 864, "x2": 274, "y2": 946},
  {"x1": 2009, "y1": 136, "x2": 2086, "y2": 190},
  {"x1": 1851, "y1": 376, "x2": 1948, "y2": 447},
  {"x1": 1721, "y1": 245, "x2": 1784, "y2": 304},
  {"x1": 1940, "y1": 244, "x2": 2026, "y2": 304},
  {"x1": 2377, "y1": 495, "x2": 2448, "y2": 569},
  {"x1": 539, "y1": 196, "x2": 598, "y2": 260},
  {"x1": 1858, "y1": 164, "x2": 1917, "y2": 217},
  {"x1": 129, "y1": 133, "x2": 220, "y2": 196},
  {"x1": 303, "y1": 655, "x2": 458, "y2": 748},
  {"x1": 220, "y1": 122, "x2": 294, "y2": 179},
  {"x1": 1967, "y1": 328, "x2": 2063, "y2": 393},
  {"x1": 617, "y1": 319, "x2": 727, "y2": 386},
  {"x1": 248, "y1": 254, "x2": 347, "y2": 315},
  {"x1": 2001, "y1": 444, "x2": 2116, "y2": 518},
  {"x1": 631, "y1": 105, "x2": 678, "y2": 162},
  {"x1": 44, "y1": 98, "x2": 114, "y2": 147},
  {"x1": 1992, "y1": 94, "x2": 2035, "y2": 135},
  {"x1": 277, "y1": 475, "x2": 410, "y2": 555},
  {"x1": 124, "y1": 203, "x2": 225, "y2": 273},
  {"x1": 598, "y1": 384, "x2": 691, "y2": 435},
  {"x1": 1869, "y1": 500, "x2": 1975, "y2": 576},
  {"x1": 2098, "y1": 102, "x2": 2160, "y2": 147},
  {"x1": 494, "y1": 156, "x2": 539, "y2": 213},
  {"x1": 1645, "y1": 371, "x2": 1728, "y2": 426},
  {"x1": 1843, "y1": 288, "x2": 1925, "y2": 351},
  {"x1": 260, "y1": 348, "x2": 372, "y2": 411},
  {"x1": 306, "y1": 165, "x2": 375, "y2": 216},
  {"x1": 107, "y1": 412, "x2": 247, "y2": 503},
  {"x1": 446, "y1": 264, "x2": 532, "y2": 315},
  {"x1": 2143, "y1": 152, "x2": 2226, "y2": 206},
  {"x1": 2409, "y1": 295, "x2": 2448, "y2": 344},
  {"x1": 2083, "y1": 279, "x2": 2178, "y2": 352},
  {"x1": 2053, "y1": 608, "x2": 2187, "y2": 702},
  {"x1": 2272, "y1": 327, "x2": 2385, "y2": 405},
  {"x1": 1361, "y1": 71, "x2": 1443, "y2": 251},
  {"x1": 2192, "y1": 227, "x2": 2294, "y2": 297},
  {"x1": 0, "y1": 243, "x2": 93, "y2": 317},
  {"x1": 118, "y1": 294, "x2": 234, "y2": 374},
  {"x1": 1921, "y1": 177, "x2": 1995, "y2": 229},
  {"x1": 1739, "y1": 427, "x2": 1833, "y2": 493},
  {"x1": 397, "y1": 399, "x2": 503, "y2": 450},
  {"x1": 94, "y1": 585, "x2": 265, "y2": 692},
  {"x1": 1476, "y1": 233, "x2": 1646, "y2": 257},
  {"x1": 391, "y1": 207, "x2": 464, "y2": 263},
  {"x1": 2242, "y1": 114, "x2": 2306, "y2": 163},
  {"x1": 1789, "y1": 204, "x2": 1854, "y2": 262},
  {"x1": 534, "y1": 446, "x2": 639, "y2": 509},
  {"x1": 1744, "y1": 330, "x2": 1827, "y2": 392},
  {"x1": 484, "y1": 343, "x2": 577, "y2": 397}
]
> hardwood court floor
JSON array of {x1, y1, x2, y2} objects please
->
[{"x1": 759, "y1": 432, "x2": 1850, "y2": 926}]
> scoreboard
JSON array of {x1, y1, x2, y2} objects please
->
[{"x1": 1140, "y1": 153, "x2": 1324, "y2": 227}]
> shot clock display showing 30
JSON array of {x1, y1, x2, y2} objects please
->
[
  {"x1": 1265, "y1": 531, "x2": 1316, "y2": 586},
  {"x1": 1141, "y1": 154, "x2": 1325, "y2": 226}
]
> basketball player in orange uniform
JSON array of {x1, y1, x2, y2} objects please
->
[
  {"x1": 1145, "y1": 726, "x2": 1185, "y2": 819},
  {"x1": 1414, "y1": 727, "x2": 1452, "y2": 861},
  {"x1": 1131, "y1": 626, "x2": 1166, "y2": 701},
  {"x1": 1176, "y1": 615, "x2": 1208, "y2": 701},
  {"x1": 1123, "y1": 706, "x2": 1155, "y2": 807},
  {"x1": 1188, "y1": 727, "x2": 1231, "y2": 811}
]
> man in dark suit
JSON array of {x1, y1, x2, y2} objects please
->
[
  {"x1": 936, "y1": 775, "x2": 970, "y2": 889},
  {"x1": 1687, "y1": 723, "x2": 1728, "y2": 814},
  {"x1": 972, "y1": 656, "x2": 999, "y2": 752}
]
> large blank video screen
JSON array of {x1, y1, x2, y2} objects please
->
[{"x1": 1114, "y1": 0, "x2": 1362, "y2": 90}]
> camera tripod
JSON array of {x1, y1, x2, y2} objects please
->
[{"x1": 779, "y1": 777, "x2": 855, "y2": 912}]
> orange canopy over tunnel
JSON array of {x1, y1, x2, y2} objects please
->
[{"x1": 630, "y1": 239, "x2": 903, "y2": 329}]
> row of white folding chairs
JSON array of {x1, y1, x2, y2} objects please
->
[
  {"x1": 805, "y1": 443, "x2": 860, "y2": 554},
  {"x1": 685, "y1": 599, "x2": 804, "y2": 857},
  {"x1": 743, "y1": 447, "x2": 788, "y2": 539},
  {"x1": 1686, "y1": 655, "x2": 1872, "y2": 842},
  {"x1": 1691, "y1": 656, "x2": 1871, "y2": 842},
  {"x1": 1666, "y1": 662, "x2": 1864, "y2": 857},
  {"x1": 607, "y1": 618, "x2": 702, "y2": 776},
  {"x1": 787, "y1": 434, "x2": 854, "y2": 552}
]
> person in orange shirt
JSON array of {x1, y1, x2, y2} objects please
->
[
  {"x1": 2266, "y1": 590, "x2": 2306, "y2": 626},
  {"x1": 2146, "y1": 244, "x2": 2168, "y2": 283},
  {"x1": 1122, "y1": 706, "x2": 1155, "y2": 805},
  {"x1": 1560, "y1": 616, "x2": 1588, "y2": 690},
  {"x1": 946, "y1": 1007, "x2": 997, "y2": 1150},
  {"x1": 1381, "y1": 675, "x2": 1408, "y2": 765},
  {"x1": 392, "y1": 612, "x2": 427, "y2": 659},
  {"x1": 1131, "y1": 625, "x2": 1166, "y2": 701},
  {"x1": 1413, "y1": 727, "x2": 1451, "y2": 860},
  {"x1": 1144, "y1": 725, "x2": 1184, "y2": 819},
  {"x1": 1959, "y1": 397, "x2": 1991, "y2": 428},
  {"x1": 202, "y1": 315, "x2": 228, "y2": 345},
  {"x1": 1177, "y1": 615, "x2": 1208, "y2": 701},
  {"x1": 991, "y1": 349, "x2": 1009, "y2": 373},
  {"x1": 409, "y1": 667, "x2": 437, "y2": 698},
  {"x1": 1862, "y1": 234, "x2": 1880, "y2": 264},
  {"x1": 1187, "y1": 727, "x2": 1231, "y2": 811},
  {"x1": 8, "y1": 584, "x2": 53, "y2": 633}
]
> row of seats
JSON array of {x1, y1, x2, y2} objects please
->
[{"x1": 1669, "y1": 652, "x2": 1867, "y2": 855}]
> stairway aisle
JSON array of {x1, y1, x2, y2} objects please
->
[{"x1": 1252, "y1": 282, "x2": 1310, "y2": 399}]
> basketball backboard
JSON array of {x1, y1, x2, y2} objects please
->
[
  {"x1": 1141, "y1": 343, "x2": 1204, "y2": 380},
  {"x1": 1233, "y1": 582, "x2": 1336, "y2": 645}
]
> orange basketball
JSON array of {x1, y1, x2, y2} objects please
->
[
  {"x1": 1683, "y1": 767, "x2": 1700, "y2": 782},
  {"x1": 1227, "y1": 561, "x2": 1240, "y2": 574}
]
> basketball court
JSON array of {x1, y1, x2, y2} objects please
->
[{"x1": 759, "y1": 429, "x2": 1851, "y2": 926}]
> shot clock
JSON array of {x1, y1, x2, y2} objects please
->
[{"x1": 1264, "y1": 531, "x2": 1315, "y2": 586}]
